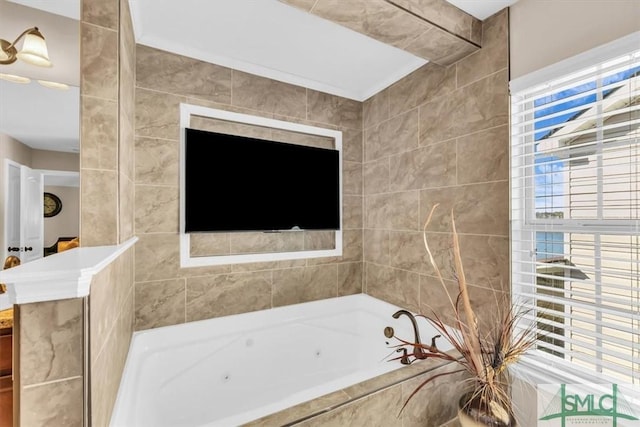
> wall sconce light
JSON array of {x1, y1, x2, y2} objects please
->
[{"x1": 0, "y1": 27, "x2": 52, "y2": 67}]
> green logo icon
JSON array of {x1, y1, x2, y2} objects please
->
[{"x1": 539, "y1": 384, "x2": 639, "y2": 426}]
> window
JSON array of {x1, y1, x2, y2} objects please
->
[{"x1": 511, "y1": 34, "x2": 640, "y2": 384}]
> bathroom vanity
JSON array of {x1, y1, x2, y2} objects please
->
[{"x1": 0, "y1": 309, "x2": 13, "y2": 427}]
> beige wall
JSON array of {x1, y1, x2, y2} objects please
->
[
  {"x1": 362, "y1": 9, "x2": 510, "y2": 328},
  {"x1": 43, "y1": 185, "x2": 80, "y2": 247},
  {"x1": 133, "y1": 44, "x2": 364, "y2": 330},
  {"x1": 510, "y1": 0, "x2": 640, "y2": 79},
  {"x1": 32, "y1": 150, "x2": 79, "y2": 172}
]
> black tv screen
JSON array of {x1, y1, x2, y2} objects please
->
[{"x1": 184, "y1": 128, "x2": 340, "y2": 233}]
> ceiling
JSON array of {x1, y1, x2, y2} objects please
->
[{"x1": 1, "y1": 0, "x2": 516, "y2": 153}]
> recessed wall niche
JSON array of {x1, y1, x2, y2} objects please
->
[{"x1": 179, "y1": 104, "x2": 343, "y2": 267}]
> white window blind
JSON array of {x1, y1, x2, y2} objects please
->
[{"x1": 510, "y1": 42, "x2": 640, "y2": 385}]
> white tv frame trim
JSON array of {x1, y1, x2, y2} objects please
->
[{"x1": 179, "y1": 103, "x2": 343, "y2": 267}]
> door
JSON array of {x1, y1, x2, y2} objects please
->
[
  {"x1": 20, "y1": 165, "x2": 43, "y2": 262},
  {"x1": 3, "y1": 160, "x2": 43, "y2": 263}
]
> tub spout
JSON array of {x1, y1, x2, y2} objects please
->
[{"x1": 392, "y1": 310, "x2": 427, "y2": 360}]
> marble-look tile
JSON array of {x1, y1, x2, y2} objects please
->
[
  {"x1": 389, "y1": 141, "x2": 456, "y2": 191},
  {"x1": 365, "y1": 263, "x2": 419, "y2": 312},
  {"x1": 341, "y1": 129, "x2": 363, "y2": 163},
  {"x1": 90, "y1": 259, "x2": 120, "y2": 362},
  {"x1": 467, "y1": 284, "x2": 510, "y2": 332},
  {"x1": 272, "y1": 265, "x2": 338, "y2": 307},
  {"x1": 401, "y1": 364, "x2": 469, "y2": 427},
  {"x1": 135, "y1": 87, "x2": 185, "y2": 140},
  {"x1": 81, "y1": 169, "x2": 117, "y2": 246},
  {"x1": 277, "y1": 0, "x2": 316, "y2": 12},
  {"x1": 363, "y1": 229, "x2": 389, "y2": 265},
  {"x1": 366, "y1": 191, "x2": 420, "y2": 231},
  {"x1": 81, "y1": 95, "x2": 118, "y2": 170},
  {"x1": 419, "y1": 274, "x2": 460, "y2": 324},
  {"x1": 232, "y1": 70, "x2": 306, "y2": 118},
  {"x1": 245, "y1": 389, "x2": 351, "y2": 426},
  {"x1": 339, "y1": 229, "x2": 364, "y2": 263},
  {"x1": 186, "y1": 271, "x2": 272, "y2": 321},
  {"x1": 136, "y1": 45, "x2": 232, "y2": 104},
  {"x1": 119, "y1": 114, "x2": 135, "y2": 180},
  {"x1": 419, "y1": 70, "x2": 508, "y2": 145},
  {"x1": 298, "y1": 382, "x2": 403, "y2": 426},
  {"x1": 270, "y1": 128, "x2": 334, "y2": 149},
  {"x1": 457, "y1": 125, "x2": 509, "y2": 184},
  {"x1": 343, "y1": 194, "x2": 363, "y2": 230},
  {"x1": 230, "y1": 231, "x2": 304, "y2": 254},
  {"x1": 363, "y1": 87, "x2": 389, "y2": 129},
  {"x1": 456, "y1": 9, "x2": 508, "y2": 87},
  {"x1": 134, "y1": 233, "x2": 181, "y2": 281},
  {"x1": 471, "y1": 18, "x2": 483, "y2": 46},
  {"x1": 389, "y1": 230, "x2": 428, "y2": 273},
  {"x1": 190, "y1": 233, "x2": 230, "y2": 257},
  {"x1": 21, "y1": 377, "x2": 83, "y2": 427},
  {"x1": 363, "y1": 158, "x2": 389, "y2": 195},
  {"x1": 82, "y1": 0, "x2": 118, "y2": 29},
  {"x1": 20, "y1": 299, "x2": 83, "y2": 385},
  {"x1": 338, "y1": 262, "x2": 363, "y2": 295},
  {"x1": 120, "y1": 0, "x2": 135, "y2": 58},
  {"x1": 119, "y1": 173, "x2": 135, "y2": 241},
  {"x1": 311, "y1": 0, "x2": 432, "y2": 53},
  {"x1": 340, "y1": 361, "x2": 427, "y2": 399},
  {"x1": 81, "y1": 22, "x2": 118, "y2": 100},
  {"x1": 119, "y1": 40, "x2": 136, "y2": 179},
  {"x1": 134, "y1": 184, "x2": 179, "y2": 233},
  {"x1": 419, "y1": 181, "x2": 510, "y2": 236},
  {"x1": 403, "y1": 26, "x2": 479, "y2": 66},
  {"x1": 365, "y1": 108, "x2": 419, "y2": 161},
  {"x1": 135, "y1": 136, "x2": 179, "y2": 186},
  {"x1": 343, "y1": 160, "x2": 363, "y2": 196},
  {"x1": 134, "y1": 279, "x2": 185, "y2": 330},
  {"x1": 307, "y1": 90, "x2": 363, "y2": 130},
  {"x1": 91, "y1": 291, "x2": 133, "y2": 427},
  {"x1": 389, "y1": 0, "x2": 479, "y2": 43},
  {"x1": 388, "y1": 63, "x2": 456, "y2": 118},
  {"x1": 459, "y1": 234, "x2": 509, "y2": 289},
  {"x1": 304, "y1": 231, "x2": 335, "y2": 250}
]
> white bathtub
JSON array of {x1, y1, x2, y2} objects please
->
[{"x1": 110, "y1": 294, "x2": 452, "y2": 427}]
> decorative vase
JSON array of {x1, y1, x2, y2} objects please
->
[{"x1": 457, "y1": 393, "x2": 516, "y2": 427}]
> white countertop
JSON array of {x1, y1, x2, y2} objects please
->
[{"x1": 0, "y1": 237, "x2": 137, "y2": 310}]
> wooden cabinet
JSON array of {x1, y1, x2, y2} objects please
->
[
  {"x1": 0, "y1": 333, "x2": 12, "y2": 376},
  {"x1": 0, "y1": 327, "x2": 12, "y2": 427}
]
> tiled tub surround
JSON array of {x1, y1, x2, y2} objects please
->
[
  {"x1": 112, "y1": 294, "x2": 465, "y2": 427},
  {"x1": 278, "y1": 0, "x2": 482, "y2": 66},
  {"x1": 134, "y1": 44, "x2": 365, "y2": 330},
  {"x1": 362, "y1": 9, "x2": 510, "y2": 327}
]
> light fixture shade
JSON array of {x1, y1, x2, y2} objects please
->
[
  {"x1": 0, "y1": 73, "x2": 31, "y2": 84},
  {"x1": 38, "y1": 80, "x2": 69, "y2": 90},
  {"x1": 16, "y1": 30, "x2": 52, "y2": 67}
]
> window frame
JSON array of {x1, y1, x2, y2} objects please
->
[{"x1": 510, "y1": 31, "x2": 640, "y2": 385}]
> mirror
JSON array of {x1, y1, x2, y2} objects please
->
[{"x1": 0, "y1": 0, "x2": 80, "y2": 269}]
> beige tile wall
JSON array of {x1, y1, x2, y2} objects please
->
[
  {"x1": 133, "y1": 45, "x2": 364, "y2": 330},
  {"x1": 279, "y1": 0, "x2": 481, "y2": 66},
  {"x1": 80, "y1": 0, "x2": 137, "y2": 426},
  {"x1": 362, "y1": 9, "x2": 510, "y2": 328},
  {"x1": 89, "y1": 247, "x2": 134, "y2": 427},
  {"x1": 17, "y1": 299, "x2": 84, "y2": 426}
]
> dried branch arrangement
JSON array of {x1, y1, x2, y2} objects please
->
[{"x1": 385, "y1": 204, "x2": 536, "y2": 425}]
